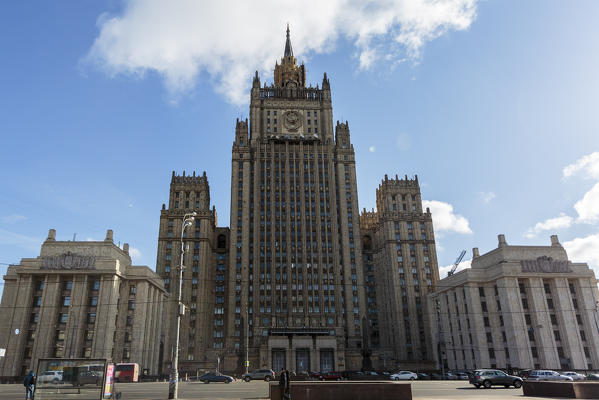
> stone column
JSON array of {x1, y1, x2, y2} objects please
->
[
  {"x1": 527, "y1": 277, "x2": 559, "y2": 369},
  {"x1": 501, "y1": 277, "x2": 533, "y2": 369},
  {"x1": 552, "y1": 278, "x2": 585, "y2": 369}
]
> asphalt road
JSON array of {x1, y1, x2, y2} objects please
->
[{"x1": 0, "y1": 380, "x2": 579, "y2": 400}]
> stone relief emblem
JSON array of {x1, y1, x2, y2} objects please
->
[
  {"x1": 520, "y1": 256, "x2": 571, "y2": 273},
  {"x1": 283, "y1": 110, "x2": 303, "y2": 132},
  {"x1": 42, "y1": 252, "x2": 96, "y2": 270}
]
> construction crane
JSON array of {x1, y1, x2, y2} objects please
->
[{"x1": 447, "y1": 250, "x2": 466, "y2": 277}]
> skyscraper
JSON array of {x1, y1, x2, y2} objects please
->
[{"x1": 155, "y1": 27, "x2": 441, "y2": 375}]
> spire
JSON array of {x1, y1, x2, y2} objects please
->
[{"x1": 284, "y1": 23, "x2": 293, "y2": 57}]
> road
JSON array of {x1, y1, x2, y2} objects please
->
[{"x1": 0, "y1": 380, "x2": 578, "y2": 399}]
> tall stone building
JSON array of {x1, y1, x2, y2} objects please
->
[
  {"x1": 360, "y1": 175, "x2": 440, "y2": 369},
  {"x1": 156, "y1": 27, "x2": 441, "y2": 374},
  {"x1": 155, "y1": 171, "x2": 230, "y2": 374},
  {"x1": 428, "y1": 234, "x2": 599, "y2": 372},
  {"x1": 0, "y1": 229, "x2": 166, "y2": 379}
]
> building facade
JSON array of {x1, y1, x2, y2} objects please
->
[
  {"x1": 360, "y1": 175, "x2": 440, "y2": 370},
  {"x1": 155, "y1": 28, "x2": 441, "y2": 375},
  {"x1": 0, "y1": 229, "x2": 166, "y2": 379},
  {"x1": 428, "y1": 234, "x2": 599, "y2": 372}
]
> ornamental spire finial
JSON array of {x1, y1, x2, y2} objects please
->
[{"x1": 284, "y1": 24, "x2": 293, "y2": 57}]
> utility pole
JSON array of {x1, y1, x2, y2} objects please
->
[
  {"x1": 169, "y1": 212, "x2": 196, "y2": 400},
  {"x1": 245, "y1": 310, "x2": 249, "y2": 374}
]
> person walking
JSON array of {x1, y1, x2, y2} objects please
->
[
  {"x1": 279, "y1": 368, "x2": 290, "y2": 400},
  {"x1": 23, "y1": 370, "x2": 35, "y2": 400}
]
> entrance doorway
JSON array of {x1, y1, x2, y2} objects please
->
[
  {"x1": 272, "y1": 349, "x2": 286, "y2": 372},
  {"x1": 295, "y1": 348, "x2": 310, "y2": 374},
  {"x1": 320, "y1": 349, "x2": 334, "y2": 372}
]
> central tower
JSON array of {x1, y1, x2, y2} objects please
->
[{"x1": 225, "y1": 27, "x2": 367, "y2": 372}]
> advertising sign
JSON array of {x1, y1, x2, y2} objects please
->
[{"x1": 104, "y1": 363, "x2": 115, "y2": 399}]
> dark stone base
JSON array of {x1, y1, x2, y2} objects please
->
[
  {"x1": 269, "y1": 381, "x2": 412, "y2": 400},
  {"x1": 523, "y1": 381, "x2": 599, "y2": 398}
]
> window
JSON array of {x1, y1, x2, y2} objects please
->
[
  {"x1": 129, "y1": 285, "x2": 136, "y2": 295},
  {"x1": 63, "y1": 296, "x2": 71, "y2": 306},
  {"x1": 85, "y1": 330, "x2": 94, "y2": 341},
  {"x1": 88, "y1": 313, "x2": 96, "y2": 324},
  {"x1": 60, "y1": 313, "x2": 68, "y2": 323},
  {"x1": 89, "y1": 296, "x2": 98, "y2": 306},
  {"x1": 92, "y1": 280, "x2": 100, "y2": 290},
  {"x1": 64, "y1": 281, "x2": 73, "y2": 291}
]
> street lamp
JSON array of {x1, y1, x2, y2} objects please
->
[{"x1": 169, "y1": 212, "x2": 196, "y2": 400}]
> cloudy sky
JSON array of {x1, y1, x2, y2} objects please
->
[{"x1": 1, "y1": 1, "x2": 599, "y2": 296}]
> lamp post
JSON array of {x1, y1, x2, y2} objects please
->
[{"x1": 169, "y1": 212, "x2": 196, "y2": 400}]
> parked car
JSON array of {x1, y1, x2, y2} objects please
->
[
  {"x1": 518, "y1": 369, "x2": 533, "y2": 380},
  {"x1": 586, "y1": 373, "x2": 599, "y2": 381},
  {"x1": 76, "y1": 370, "x2": 103, "y2": 386},
  {"x1": 38, "y1": 371, "x2": 63, "y2": 384},
  {"x1": 417, "y1": 373, "x2": 430, "y2": 380},
  {"x1": 456, "y1": 372, "x2": 469, "y2": 380},
  {"x1": 242, "y1": 369, "x2": 276, "y2": 382},
  {"x1": 443, "y1": 372, "x2": 457, "y2": 380},
  {"x1": 309, "y1": 371, "x2": 323, "y2": 380},
  {"x1": 390, "y1": 371, "x2": 417, "y2": 381},
  {"x1": 199, "y1": 372, "x2": 233, "y2": 384},
  {"x1": 469, "y1": 369, "x2": 522, "y2": 389},
  {"x1": 430, "y1": 372, "x2": 443, "y2": 380},
  {"x1": 562, "y1": 372, "x2": 585, "y2": 381},
  {"x1": 320, "y1": 371, "x2": 342, "y2": 381},
  {"x1": 526, "y1": 370, "x2": 573, "y2": 382}
]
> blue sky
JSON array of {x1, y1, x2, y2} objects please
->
[{"x1": 1, "y1": 0, "x2": 599, "y2": 297}]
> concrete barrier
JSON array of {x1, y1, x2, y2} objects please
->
[
  {"x1": 523, "y1": 381, "x2": 599, "y2": 398},
  {"x1": 269, "y1": 381, "x2": 411, "y2": 400}
]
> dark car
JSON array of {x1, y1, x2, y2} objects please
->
[
  {"x1": 76, "y1": 371, "x2": 103, "y2": 386},
  {"x1": 320, "y1": 371, "x2": 342, "y2": 381},
  {"x1": 430, "y1": 372, "x2": 443, "y2": 380},
  {"x1": 469, "y1": 369, "x2": 522, "y2": 389},
  {"x1": 586, "y1": 373, "x2": 599, "y2": 381},
  {"x1": 417, "y1": 373, "x2": 430, "y2": 380},
  {"x1": 199, "y1": 372, "x2": 233, "y2": 384}
]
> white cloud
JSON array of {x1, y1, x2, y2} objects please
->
[
  {"x1": 563, "y1": 152, "x2": 599, "y2": 180},
  {"x1": 478, "y1": 191, "x2": 495, "y2": 204},
  {"x1": 129, "y1": 247, "x2": 142, "y2": 261},
  {"x1": 438, "y1": 258, "x2": 472, "y2": 279},
  {"x1": 85, "y1": 0, "x2": 478, "y2": 104},
  {"x1": 574, "y1": 182, "x2": 599, "y2": 223},
  {"x1": 1, "y1": 214, "x2": 27, "y2": 224},
  {"x1": 423, "y1": 200, "x2": 472, "y2": 234},
  {"x1": 563, "y1": 233, "x2": 599, "y2": 271},
  {"x1": 525, "y1": 212, "x2": 573, "y2": 239}
]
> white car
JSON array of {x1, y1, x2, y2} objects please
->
[
  {"x1": 562, "y1": 371, "x2": 585, "y2": 381},
  {"x1": 38, "y1": 370, "x2": 63, "y2": 384},
  {"x1": 390, "y1": 371, "x2": 417, "y2": 381},
  {"x1": 527, "y1": 370, "x2": 573, "y2": 382}
]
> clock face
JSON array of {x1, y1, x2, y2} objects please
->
[{"x1": 283, "y1": 110, "x2": 303, "y2": 132}]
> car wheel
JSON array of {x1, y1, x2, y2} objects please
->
[
  {"x1": 337, "y1": 377, "x2": 342, "y2": 381},
  {"x1": 265, "y1": 376, "x2": 271, "y2": 382},
  {"x1": 225, "y1": 380, "x2": 230, "y2": 384},
  {"x1": 474, "y1": 384, "x2": 480, "y2": 389},
  {"x1": 504, "y1": 385, "x2": 510, "y2": 388},
  {"x1": 513, "y1": 380, "x2": 522, "y2": 389},
  {"x1": 244, "y1": 377, "x2": 250, "y2": 382},
  {"x1": 203, "y1": 380, "x2": 209, "y2": 384},
  {"x1": 410, "y1": 377, "x2": 415, "y2": 381},
  {"x1": 483, "y1": 380, "x2": 492, "y2": 389}
]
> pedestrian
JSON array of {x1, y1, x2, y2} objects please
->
[
  {"x1": 23, "y1": 370, "x2": 35, "y2": 400},
  {"x1": 279, "y1": 368, "x2": 290, "y2": 400}
]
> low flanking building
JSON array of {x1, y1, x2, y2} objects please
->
[
  {"x1": 0, "y1": 229, "x2": 167, "y2": 379},
  {"x1": 428, "y1": 234, "x2": 599, "y2": 372}
]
